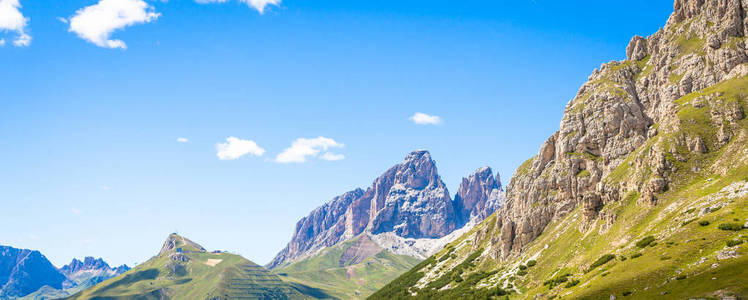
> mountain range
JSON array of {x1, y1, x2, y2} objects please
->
[
  {"x1": 0, "y1": 245, "x2": 129, "y2": 299},
  {"x1": 373, "y1": 0, "x2": 748, "y2": 298},
  {"x1": 64, "y1": 233, "x2": 330, "y2": 300},
  {"x1": 3, "y1": 0, "x2": 748, "y2": 299},
  {"x1": 268, "y1": 150, "x2": 504, "y2": 298}
]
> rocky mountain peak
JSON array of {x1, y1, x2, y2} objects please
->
[
  {"x1": 60, "y1": 257, "x2": 109, "y2": 275},
  {"x1": 59, "y1": 256, "x2": 129, "y2": 278},
  {"x1": 480, "y1": 0, "x2": 748, "y2": 260},
  {"x1": 365, "y1": 150, "x2": 452, "y2": 238},
  {"x1": 454, "y1": 166, "x2": 504, "y2": 225},
  {"x1": 670, "y1": 0, "x2": 706, "y2": 24},
  {"x1": 159, "y1": 234, "x2": 206, "y2": 256},
  {"x1": 268, "y1": 150, "x2": 502, "y2": 269},
  {"x1": 393, "y1": 150, "x2": 440, "y2": 190},
  {"x1": 403, "y1": 149, "x2": 430, "y2": 161}
]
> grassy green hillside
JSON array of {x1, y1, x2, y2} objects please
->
[
  {"x1": 273, "y1": 235, "x2": 421, "y2": 299},
  {"x1": 370, "y1": 76, "x2": 748, "y2": 299},
  {"x1": 66, "y1": 234, "x2": 331, "y2": 300},
  {"x1": 19, "y1": 285, "x2": 74, "y2": 300}
]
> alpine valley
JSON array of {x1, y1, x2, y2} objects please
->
[
  {"x1": 268, "y1": 150, "x2": 504, "y2": 299},
  {"x1": 372, "y1": 0, "x2": 748, "y2": 298},
  {"x1": 2, "y1": 0, "x2": 748, "y2": 299}
]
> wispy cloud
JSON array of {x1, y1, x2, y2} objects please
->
[
  {"x1": 0, "y1": 0, "x2": 31, "y2": 47},
  {"x1": 409, "y1": 112, "x2": 442, "y2": 125},
  {"x1": 68, "y1": 0, "x2": 160, "y2": 49},
  {"x1": 275, "y1": 137, "x2": 344, "y2": 163},
  {"x1": 216, "y1": 136, "x2": 265, "y2": 160},
  {"x1": 71, "y1": 207, "x2": 82, "y2": 215},
  {"x1": 319, "y1": 152, "x2": 345, "y2": 161},
  {"x1": 176, "y1": 137, "x2": 189, "y2": 143},
  {"x1": 195, "y1": 0, "x2": 281, "y2": 14}
]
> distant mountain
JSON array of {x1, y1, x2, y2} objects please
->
[
  {"x1": 269, "y1": 150, "x2": 504, "y2": 298},
  {"x1": 372, "y1": 0, "x2": 748, "y2": 298},
  {"x1": 60, "y1": 256, "x2": 130, "y2": 281},
  {"x1": 454, "y1": 166, "x2": 503, "y2": 225},
  {"x1": 0, "y1": 245, "x2": 129, "y2": 300},
  {"x1": 66, "y1": 233, "x2": 330, "y2": 300},
  {"x1": 0, "y1": 246, "x2": 66, "y2": 299}
]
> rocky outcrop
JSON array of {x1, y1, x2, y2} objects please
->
[
  {"x1": 0, "y1": 245, "x2": 66, "y2": 298},
  {"x1": 160, "y1": 233, "x2": 206, "y2": 256},
  {"x1": 367, "y1": 150, "x2": 456, "y2": 238},
  {"x1": 59, "y1": 257, "x2": 129, "y2": 278},
  {"x1": 268, "y1": 150, "x2": 503, "y2": 269},
  {"x1": 454, "y1": 166, "x2": 504, "y2": 225},
  {"x1": 58, "y1": 256, "x2": 130, "y2": 293},
  {"x1": 626, "y1": 35, "x2": 648, "y2": 61},
  {"x1": 482, "y1": 0, "x2": 748, "y2": 260}
]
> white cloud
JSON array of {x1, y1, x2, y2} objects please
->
[
  {"x1": 320, "y1": 152, "x2": 345, "y2": 161},
  {"x1": 0, "y1": 38, "x2": 4, "y2": 46},
  {"x1": 216, "y1": 136, "x2": 265, "y2": 160},
  {"x1": 240, "y1": 0, "x2": 280, "y2": 13},
  {"x1": 57, "y1": 17, "x2": 68, "y2": 24},
  {"x1": 100, "y1": 185, "x2": 111, "y2": 191},
  {"x1": 176, "y1": 137, "x2": 189, "y2": 143},
  {"x1": 68, "y1": 0, "x2": 160, "y2": 49},
  {"x1": 409, "y1": 112, "x2": 442, "y2": 125},
  {"x1": 71, "y1": 207, "x2": 82, "y2": 215},
  {"x1": 195, "y1": 0, "x2": 280, "y2": 14},
  {"x1": 275, "y1": 137, "x2": 344, "y2": 163},
  {"x1": 0, "y1": 0, "x2": 31, "y2": 47}
]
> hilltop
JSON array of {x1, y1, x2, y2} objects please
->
[{"x1": 66, "y1": 233, "x2": 330, "y2": 300}]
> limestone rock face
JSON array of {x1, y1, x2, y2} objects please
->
[
  {"x1": 59, "y1": 256, "x2": 129, "y2": 279},
  {"x1": 367, "y1": 150, "x2": 456, "y2": 238},
  {"x1": 454, "y1": 166, "x2": 504, "y2": 225},
  {"x1": 626, "y1": 35, "x2": 648, "y2": 61},
  {"x1": 268, "y1": 150, "x2": 503, "y2": 269},
  {"x1": 482, "y1": 0, "x2": 748, "y2": 260}
]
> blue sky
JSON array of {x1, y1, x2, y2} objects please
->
[{"x1": 0, "y1": 0, "x2": 673, "y2": 267}]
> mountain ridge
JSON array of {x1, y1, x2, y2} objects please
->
[
  {"x1": 371, "y1": 0, "x2": 748, "y2": 298},
  {"x1": 0, "y1": 245, "x2": 130, "y2": 299},
  {"x1": 0, "y1": 246, "x2": 66, "y2": 299},
  {"x1": 268, "y1": 150, "x2": 504, "y2": 270},
  {"x1": 269, "y1": 150, "x2": 505, "y2": 299},
  {"x1": 66, "y1": 233, "x2": 329, "y2": 300}
]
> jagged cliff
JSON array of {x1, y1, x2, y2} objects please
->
[
  {"x1": 372, "y1": 0, "x2": 748, "y2": 298},
  {"x1": 268, "y1": 150, "x2": 502, "y2": 269},
  {"x1": 491, "y1": 0, "x2": 748, "y2": 260},
  {"x1": 59, "y1": 257, "x2": 129, "y2": 278},
  {"x1": 454, "y1": 166, "x2": 503, "y2": 225},
  {"x1": 269, "y1": 151, "x2": 504, "y2": 299}
]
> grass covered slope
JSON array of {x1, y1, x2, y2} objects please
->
[
  {"x1": 371, "y1": 0, "x2": 748, "y2": 297},
  {"x1": 66, "y1": 234, "x2": 330, "y2": 300},
  {"x1": 372, "y1": 78, "x2": 748, "y2": 299},
  {"x1": 273, "y1": 235, "x2": 421, "y2": 299}
]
